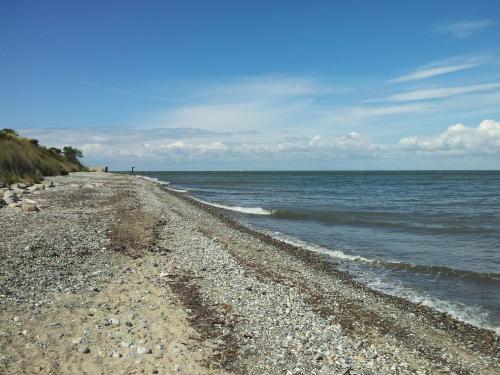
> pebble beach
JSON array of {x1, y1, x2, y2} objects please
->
[{"x1": 0, "y1": 172, "x2": 498, "y2": 375}]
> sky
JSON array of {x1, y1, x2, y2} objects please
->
[{"x1": 1, "y1": 0, "x2": 500, "y2": 170}]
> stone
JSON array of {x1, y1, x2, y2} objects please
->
[
  {"x1": 72, "y1": 337, "x2": 83, "y2": 345},
  {"x1": 28, "y1": 184, "x2": 44, "y2": 193},
  {"x1": 136, "y1": 346, "x2": 151, "y2": 354},
  {"x1": 88, "y1": 307, "x2": 98, "y2": 316},
  {"x1": 120, "y1": 340, "x2": 132, "y2": 348},
  {"x1": 8, "y1": 202, "x2": 21, "y2": 208},
  {"x1": 3, "y1": 191, "x2": 18, "y2": 201},
  {"x1": 13, "y1": 188, "x2": 25, "y2": 195},
  {"x1": 109, "y1": 317, "x2": 120, "y2": 326},
  {"x1": 78, "y1": 345, "x2": 90, "y2": 354}
]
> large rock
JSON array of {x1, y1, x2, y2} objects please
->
[
  {"x1": 11, "y1": 183, "x2": 28, "y2": 190},
  {"x1": 3, "y1": 190, "x2": 19, "y2": 203},
  {"x1": 0, "y1": 180, "x2": 6, "y2": 188},
  {"x1": 27, "y1": 184, "x2": 45, "y2": 193}
]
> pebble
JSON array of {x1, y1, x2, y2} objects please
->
[
  {"x1": 120, "y1": 340, "x2": 132, "y2": 348},
  {"x1": 136, "y1": 345, "x2": 152, "y2": 354},
  {"x1": 78, "y1": 346, "x2": 90, "y2": 354}
]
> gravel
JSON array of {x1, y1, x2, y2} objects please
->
[
  {"x1": 1, "y1": 172, "x2": 498, "y2": 375},
  {"x1": 0, "y1": 174, "x2": 124, "y2": 307}
]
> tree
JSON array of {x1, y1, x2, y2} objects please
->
[
  {"x1": 0, "y1": 128, "x2": 19, "y2": 138},
  {"x1": 63, "y1": 146, "x2": 83, "y2": 162},
  {"x1": 2, "y1": 128, "x2": 18, "y2": 136}
]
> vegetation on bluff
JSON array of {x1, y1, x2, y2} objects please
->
[{"x1": 0, "y1": 129, "x2": 86, "y2": 183}]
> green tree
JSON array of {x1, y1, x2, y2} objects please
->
[
  {"x1": 63, "y1": 146, "x2": 83, "y2": 162},
  {"x1": 0, "y1": 128, "x2": 19, "y2": 138}
]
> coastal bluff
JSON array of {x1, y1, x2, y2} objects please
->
[{"x1": 0, "y1": 172, "x2": 498, "y2": 375}]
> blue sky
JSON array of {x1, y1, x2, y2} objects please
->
[{"x1": 1, "y1": 1, "x2": 500, "y2": 170}]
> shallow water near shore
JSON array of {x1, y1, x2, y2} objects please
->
[{"x1": 139, "y1": 170, "x2": 500, "y2": 333}]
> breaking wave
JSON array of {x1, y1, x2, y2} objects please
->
[{"x1": 193, "y1": 198, "x2": 273, "y2": 215}]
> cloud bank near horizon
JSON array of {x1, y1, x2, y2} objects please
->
[{"x1": 21, "y1": 119, "x2": 500, "y2": 169}]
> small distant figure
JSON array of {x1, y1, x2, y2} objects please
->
[{"x1": 131, "y1": 166, "x2": 135, "y2": 174}]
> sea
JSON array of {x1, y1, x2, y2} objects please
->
[{"x1": 138, "y1": 170, "x2": 500, "y2": 333}]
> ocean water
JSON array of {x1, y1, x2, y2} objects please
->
[{"x1": 139, "y1": 171, "x2": 500, "y2": 333}]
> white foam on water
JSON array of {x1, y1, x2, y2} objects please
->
[
  {"x1": 258, "y1": 229, "x2": 500, "y2": 334},
  {"x1": 264, "y1": 230, "x2": 374, "y2": 263},
  {"x1": 362, "y1": 276, "x2": 500, "y2": 335},
  {"x1": 193, "y1": 198, "x2": 273, "y2": 215},
  {"x1": 137, "y1": 175, "x2": 170, "y2": 186},
  {"x1": 165, "y1": 187, "x2": 188, "y2": 193}
]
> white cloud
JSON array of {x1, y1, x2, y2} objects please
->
[
  {"x1": 435, "y1": 19, "x2": 494, "y2": 39},
  {"x1": 387, "y1": 82, "x2": 500, "y2": 102},
  {"x1": 399, "y1": 119, "x2": 500, "y2": 153},
  {"x1": 22, "y1": 119, "x2": 500, "y2": 166},
  {"x1": 203, "y1": 75, "x2": 336, "y2": 99},
  {"x1": 148, "y1": 96, "x2": 182, "y2": 102},
  {"x1": 390, "y1": 63, "x2": 478, "y2": 82}
]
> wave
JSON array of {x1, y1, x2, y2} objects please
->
[
  {"x1": 193, "y1": 198, "x2": 273, "y2": 215},
  {"x1": 165, "y1": 187, "x2": 188, "y2": 193},
  {"x1": 138, "y1": 175, "x2": 170, "y2": 186},
  {"x1": 363, "y1": 276, "x2": 500, "y2": 334},
  {"x1": 263, "y1": 230, "x2": 500, "y2": 332},
  {"x1": 263, "y1": 230, "x2": 500, "y2": 283},
  {"x1": 263, "y1": 230, "x2": 375, "y2": 263}
]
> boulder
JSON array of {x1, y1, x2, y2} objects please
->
[
  {"x1": 11, "y1": 183, "x2": 27, "y2": 190},
  {"x1": 28, "y1": 184, "x2": 45, "y2": 193},
  {"x1": 3, "y1": 191, "x2": 18, "y2": 202},
  {"x1": 8, "y1": 202, "x2": 22, "y2": 208},
  {"x1": 13, "y1": 188, "x2": 25, "y2": 195}
]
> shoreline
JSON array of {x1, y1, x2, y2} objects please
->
[
  {"x1": 159, "y1": 183, "x2": 499, "y2": 338},
  {"x1": 1, "y1": 172, "x2": 498, "y2": 374}
]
